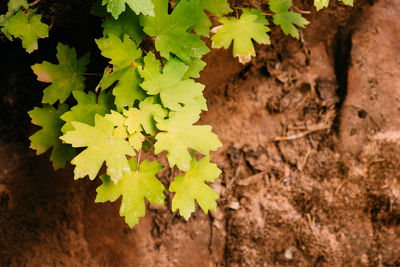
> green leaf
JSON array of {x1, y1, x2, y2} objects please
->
[
  {"x1": 96, "y1": 34, "x2": 145, "y2": 110},
  {"x1": 8, "y1": 0, "x2": 28, "y2": 12},
  {"x1": 269, "y1": 0, "x2": 310, "y2": 39},
  {"x1": 200, "y1": 0, "x2": 232, "y2": 17},
  {"x1": 31, "y1": 43, "x2": 89, "y2": 104},
  {"x1": 154, "y1": 107, "x2": 222, "y2": 171},
  {"x1": 139, "y1": 54, "x2": 207, "y2": 111},
  {"x1": 314, "y1": 0, "x2": 353, "y2": 10},
  {"x1": 211, "y1": 8, "x2": 270, "y2": 64},
  {"x1": 170, "y1": 153, "x2": 221, "y2": 220},
  {"x1": 60, "y1": 90, "x2": 115, "y2": 134},
  {"x1": 314, "y1": 0, "x2": 329, "y2": 10},
  {"x1": 28, "y1": 104, "x2": 76, "y2": 170},
  {"x1": 137, "y1": 51, "x2": 160, "y2": 80},
  {"x1": 140, "y1": 0, "x2": 209, "y2": 63},
  {"x1": 96, "y1": 34, "x2": 141, "y2": 70},
  {"x1": 96, "y1": 159, "x2": 164, "y2": 227},
  {"x1": 0, "y1": 12, "x2": 15, "y2": 40},
  {"x1": 128, "y1": 131, "x2": 146, "y2": 151},
  {"x1": 60, "y1": 114, "x2": 135, "y2": 182},
  {"x1": 6, "y1": 9, "x2": 49, "y2": 53},
  {"x1": 102, "y1": 7, "x2": 145, "y2": 43},
  {"x1": 339, "y1": 0, "x2": 354, "y2": 7},
  {"x1": 102, "y1": 0, "x2": 155, "y2": 19},
  {"x1": 105, "y1": 110, "x2": 129, "y2": 138},
  {"x1": 183, "y1": 58, "x2": 207, "y2": 79},
  {"x1": 124, "y1": 96, "x2": 167, "y2": 136},
  {"x1": 189, "y1": 0, "x2": 232, "y2": 37}
]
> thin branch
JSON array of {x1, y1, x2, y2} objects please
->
[
  {"x1": 29, "y1": 0, "x2": 40, "y2": 8},
  {"x1": 268, "y1": 124, "x2": 330, "y2": 142},
  {"x1": 48, "y1": 16, "x2": 55, "y2": 32},
  {"x1": 292, "y1": 6, "x2": 311, "y2": 14}
]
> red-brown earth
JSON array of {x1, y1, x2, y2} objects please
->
[{"x1": 1, "y1": 0, "x2": 400, "y2": 266}]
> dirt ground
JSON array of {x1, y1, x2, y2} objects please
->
[{"x1": 1, "y1": 0, "x2": 400, "y2": 266}]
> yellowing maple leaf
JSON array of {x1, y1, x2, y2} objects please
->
[
  {"x1": 170, "y1": 153, "x2": 221, "y2": 220},
  {"x1": 139, "y1": 53, "x2": 207, "y2": 112},
  {"x1": 31, "y1": 43, "x2": 89, "y2": 104},
  {"x1": 154, "y1": 107, "x2": 222, "y2": 171},
  {"x1": 60, "y1": 114, "x2": 135, "y2": 182},
  {"x1": 28, "y1": 104, "x2": 76, "y2": 170},
  {"x1": 96, "y1": 159, "x2": 164, "y2": 227}
]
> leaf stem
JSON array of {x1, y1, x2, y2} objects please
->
[
  {"x1": 261, "y1": 12, "x2": 274, "y2": 16},
  {"x1": 137, "y1": 149, "x2": 142, "y2": 170}
]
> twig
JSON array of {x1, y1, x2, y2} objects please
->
[
  {"x1": 269, "y1": 124, "x2": 330, "y2": 142},
  {"x1": 292, "y1": 6, "x2": 311, "y2": 14},
  {"x1": 335, "y1": 180, "x2": 348, "y2": 194},
  {"x1": 298, "y1": 148, "x2": 311, "y2": 171},
  {"x1": 306, "y1": 213, "x2": 316, "y2": 232},
  {"x1": 227, "y1": 152, "x2": 245, "y2": 189},
  {"x1": 48, "y1": 16, "x2": 55, "y2": 32},
  {"x1": 29, "y1": 0, "x2": 40, "y2": 8}
]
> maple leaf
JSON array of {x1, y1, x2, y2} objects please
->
[
  {"x1": 102, "y1": 0, "x2": 155, "y2": 19},
  {"x1": 341, "y1": 0, "x2": 354, "y2": 7},
  {"x1": 60, "y1": 90, "x2": 115, "y2": 134},
  {"x1": 183, "y1": 58, "x2": 207, "y2": 79},
  {"x1": 124, "y1": 96, "x2": 167, "y2": 136},
  {"x1": 96, "y1": 34, "x2": 145, "y2": 110},
  {"x1": 60, "y1": 114, "x2": 135, "y2": 182},
  {"x1": 7, "y1": 0, "x2": 28, "y2": 12},
  {"x1": 314, "y1": 0, "x2": 329, "y2": 10},
  {"x1": 102, "y1": 7, "x2": 145, "y2": 43},
  {"x1": 28, "y1": 104, "x2": 76, "y2": 170},
  {"x1": 269, "y1": 0, "x2": 310, "y2": 39},
  {"x1": 211, "y1": 8, "x2": 270, "y2": 64},
  {"x1": 154, "y1": 107, "x2": 222, "y2": 171},
  {"x1": 0, "y1": 12, "x2": 15, "y2": 40},
  {"x1": 104, "y1": 110, "x2": 129, "y2": 139},
  {"x1": 192, "y1": 0, "x2": 232, "y2": 37},
  {"x1": 31, "y1": 43, "x2": 89, "y2": 104},
  {"x1": 6, "y1": 9, "x2": 49, "y2": 53},
  {"x1": 170, "y1": 153, "x2": 221, "y2": 220},
  {"x1": 140, "y1": 0, "x2": 209, "y2": 63},
  {"x1": 137, "y1": 51, "x2": 160, "y2": 80},
  {"x1": 314, "y1": 0, "x2": 353, "y2": 10},
  {"x1": 139, "y1": 53, "x2": 207, "y2": 111},
  {"x1": 96, "y1": 159, "x2": 164, "y2": 227}
]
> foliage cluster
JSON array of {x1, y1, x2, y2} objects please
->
[{"x1": 0, "y1": 0, "x2": 353, "y2": 227}]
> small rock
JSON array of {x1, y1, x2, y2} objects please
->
[
  {"x1": 284, "y1": 246, "x2": 296, "y2": 260},
  {"x1": 228, "y1": 201, "x2": 240, "y2": 210}
]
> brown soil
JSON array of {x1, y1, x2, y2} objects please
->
[{"x1": 1, "y1": 0, "x2": 400, "y2": 266}]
